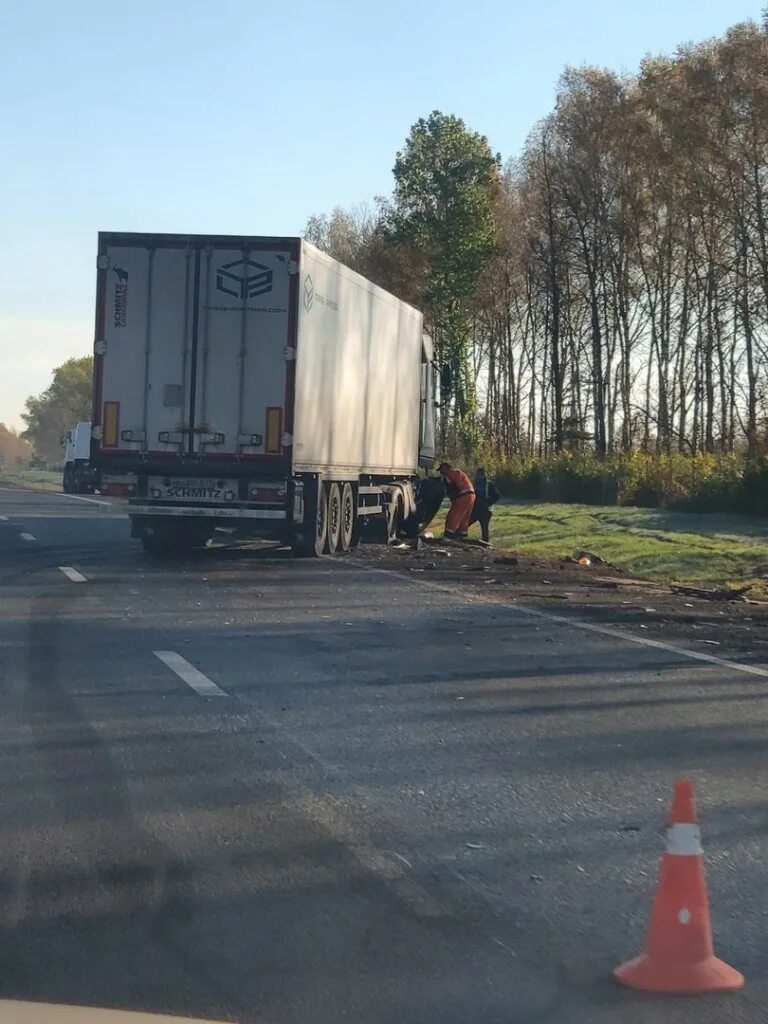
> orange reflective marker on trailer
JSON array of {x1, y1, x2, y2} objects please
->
[
  {"x1": 265, "y1": 406, "x2": 282, "y2": 454},
  {"x1": 102, "y1": 400, "x2": 120, "y2": 448}
]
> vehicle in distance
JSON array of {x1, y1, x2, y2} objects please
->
[
  {"x1": 91, "y1": 232, "x2": 438, "y2": 555},
  {"x1": 62, "y1": 421, "x2": 97, "y2": 494}
]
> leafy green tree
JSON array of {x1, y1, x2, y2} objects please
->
[
  {"x1": 21, "y1": 356, "x2": 93, "y2": 463},
  {"x1": 388, "y1": 111, "x2": 500, "y2": 437}
]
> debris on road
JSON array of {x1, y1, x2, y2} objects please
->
[
  {"x1": 670, "y1": 583, "x2": 751, "y2": 601},
  {"x1": 570, "y1": 549, "x2": 607, "y2": 565},
  {"x1": 353, "y1": 533, "x2": 768, "y2": 657},
  {"x1": 594, "y1": 575, "x2": 659, "y2": 589}
]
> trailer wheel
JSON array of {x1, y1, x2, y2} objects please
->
[
  {"x1": 327, "y1": 483, "x2": 342, "y2": 553},
  {"x1": 387, "y1": 488, "x2": 405, "y2": 543},
  {"x1": 293, "y1": 479, "x2": 328, "y2": 557},
  {"x1": 340, "y1": 483, "x2": 356, "y2": 552},
  {"x1": 315, "y1": 484, "x2": 329, "y2": 555}
]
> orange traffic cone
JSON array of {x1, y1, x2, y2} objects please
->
[{"x1": 614, "y1": 778, "x2": 744, "y2": 994}]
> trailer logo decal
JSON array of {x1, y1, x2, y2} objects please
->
[
  {"x1": 216, "y1": 258, "x2": 273, "y2": 300},
  {"x1": 113, "y1": 267, "x2": 128, "y2": 328},
  {"x1": 303, "y1": 275, "x2": 314, "y2": 312},
  {"x1": 302, "y1": 274, "x2": 337, "y2": 314}
]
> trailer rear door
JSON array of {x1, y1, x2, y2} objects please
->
[{"x1": 94, "y1": 234, "x2": 295, "y2": 464}]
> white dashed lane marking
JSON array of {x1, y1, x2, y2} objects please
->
[
  {"x1": 19, "y1": 533, "x2": 35, "y2": 542},
  {"x1": 153, "y1": 651, "x2": 228, "y2": 698},
  {"x1": 58, "y1": 566, "x2": 88, "y2": 583}
]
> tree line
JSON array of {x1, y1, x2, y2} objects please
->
[
  {"x1": 20, "y1": 356, "x2": 93, "y2": 464},
  {"x1": 304, "y1": 15, "x2": 768, "y2": 465},
  {"x1": 0, "y1": 424, "x2": 31, "y2": 468}
]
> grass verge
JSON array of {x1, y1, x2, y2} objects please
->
[
  {"x1": 0, "y1": 469, "x2": 62, "y2": 492},
  {"x1": 438, "y1": 500, "x2": 768, "y2": 597}
]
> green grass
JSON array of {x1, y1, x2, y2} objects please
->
[
  {"x1": 0, "y1": 468, "x2": 62, "y2": 492},
  {"x1": 443, "y1": 500, "x2": 768, "y2": 596}
]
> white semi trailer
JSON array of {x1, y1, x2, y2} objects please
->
[{"x1": 91, "y1": 232, "x2": 438, "y2": 555}]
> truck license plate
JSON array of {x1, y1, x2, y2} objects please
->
[{"x1": 148, "y1": 477, "x2": 238, "y2": 503}]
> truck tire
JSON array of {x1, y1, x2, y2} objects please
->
[
  {"x1": 327, "y1": 483, "x2": 342, "y2": 553},
  {"x1": 386, "y1": 488, "x2": 405, "y2": 543},
  {"x1": 62, "y1": 465, "x2": 73, "y2": 493},
  {"x1": 340, "y1": 482, "x2": 356, "y2": 551},
  {"x1": 294, "y1": 481, "x2": 328, "y2": 558},
  {"x1": 416, "y1": 476, "x2": 445, "y2": 532}
]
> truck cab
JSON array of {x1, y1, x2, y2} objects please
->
[{"x1": 63, "y1": 421, "x2": 97, "y2": 494}]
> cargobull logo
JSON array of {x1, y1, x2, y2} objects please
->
[
  {"x1": 113, "y1": 267, "x2": 128, "y2": 328},
  {"x1": 216, "y1": 258, "x2": 273, "y2": 300},
  {"x1": 303, "y1": 274, "x2": 314, "y2": 312},
  {"x1": 302, "y1": 274, "x2": 337, "y2": 314}
]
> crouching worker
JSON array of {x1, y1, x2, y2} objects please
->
[
  {"x1": 470, "y1": 466, "x2": 500, "y2": 544},
  {"x1": 439, "y1": 462, "x2": 475, "y2": 540}
]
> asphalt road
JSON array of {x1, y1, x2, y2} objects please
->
[{"x1": 0, "y1": 485, "x2": 766, "y2": 1023}]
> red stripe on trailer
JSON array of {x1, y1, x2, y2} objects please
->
[{"x1": 100, "y1": 482, "x2": 135, "y2": 497}]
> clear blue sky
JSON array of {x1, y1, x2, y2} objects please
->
[{"x1": 0, "y1": 0, "x2": 760, "y2": 430}]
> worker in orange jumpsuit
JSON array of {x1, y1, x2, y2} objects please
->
[{"x1": 439, "y1": 462, "x2": 476, "y2": 539}]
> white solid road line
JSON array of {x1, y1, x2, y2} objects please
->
[
  {"x1": 58, "y1": 566, "x2": 88, "y2": 583},
  {"x1": 357, "y1": 561, "x2": 768, "y2": 680},
  {"x1": 57, "y1": 493, "x2": 112, "y2": 509},
  {"x1": 0, "y1": 486, "x2": 111, "y2": 510},
  {"x1": 19, "y1": 533, "x2": 36, "y2": 542},
  {"x1": 521, "y1": 603, "x2": 768, "y2": 679},
  {"x1": 153, "y1": 650, "x2": 228, "y2": 697}
]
